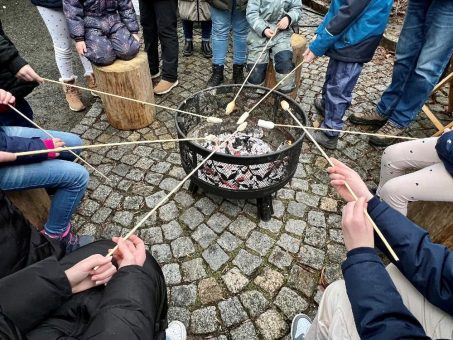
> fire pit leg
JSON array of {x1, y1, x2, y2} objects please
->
[
  {"x1": 257, "y1": 196, "x2": 274, "y2": 222},
  {"x1": 188, "y1": 181, "x2": 199, "y2": 195}
]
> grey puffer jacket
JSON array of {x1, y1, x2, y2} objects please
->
[
  {"x1": 207, "y1": 0, "x2": 247, "y2": 12},
  {"x1": 179, "y1": 0, "x2": 211, "y2": 21}
]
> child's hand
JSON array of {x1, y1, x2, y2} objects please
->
[
  {"x1": 264, "y1": 28, "x2": 275, "y2": 38},
  {"x1": 132, "y1": 33, "x2": 140, "y2": 42},
  {"x1": 277, "y1": 16, "x2": 290, "y2": 30},
  {"x1": 76, "y1": 41, "x2": 87, "y2": 56},
  {"x1": 0, "y1": 151, "x2": 17, "y2": 163},
  {"x1": 16, "y1": 65, "x2": 43, "y2": 84},
  {"x1": 303, "y1": 48, "x2": 317, "y2": 63}
]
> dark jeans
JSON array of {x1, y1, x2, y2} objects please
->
[
  {"x1": 182, "y1": 20, "x2": 212, "y2": 41},
  {"x1": 138, "y1": 0, "x2": 179, "y2": 82},
  {"x1": 321, "y1": 58, "x2": 363, "y2": 137},
  {"x1": 0, "y1": 98, "x2": 34, "y2": 128}
]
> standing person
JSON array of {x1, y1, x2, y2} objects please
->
[
  {"x1": 179, "y1": 0, "x2": 213, "y2": 58},
  {"x1": 207, "y1": 0, "x2": 249, "y2": 87},
  {"x1": 349, "y1": 0, "x2": 453, "y2": 147},
  {"x1": 304, "y1": 0, "x2": 393, "y2": 150},
  {"x1": 30, "y1": 0, "x2": 97, "y2": 112},
  {"x1": 138, "y1": 0, "x2": 179, "y2": 95}
]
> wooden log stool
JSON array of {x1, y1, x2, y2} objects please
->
[
  {"x1": 264, "y1": 33, "x2": 307, "y2": 99},
  {"x1": 407, "y1": 201, "x2": 453, "y2": 249},
  {"x1": 6, "y1": 188, "x2": 51, "y2": 230},
  {"x1": 94, "y1": 52, "x2": 155, "y2": 130}
]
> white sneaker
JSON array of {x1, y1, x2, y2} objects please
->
[
  {"x1": 291, "y1": 314, "x2": 312, "y2": 340},
  {"x1": 165, "y1": 320, "x2": 187, "y2": 340}
]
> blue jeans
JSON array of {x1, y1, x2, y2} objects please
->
[
  {"x1": 322, "y1": 59, "x2": 363, "y2": 137},
  {"x1": 210, "y1": 1, "x2": 249, "y2": 65},
  {"x1": 377, "y1": 0, "x2": 453, "y2": 128},
  {"x1": 0, "y1": 127, "x2": 89, "y2": 236},
  {"x1": 182, "y1": 20, "x2": 212, "y2": 41}
]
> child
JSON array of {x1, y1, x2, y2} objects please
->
[
  {"x1": 304, "y1": 0, "x2": 393, "y2": 149},
  {"x1": 63, "y1": 0, "x2": 140, "y2": 66},
  {"x1": 245, "y1": 0, "x2": 302, "y2": 93}
]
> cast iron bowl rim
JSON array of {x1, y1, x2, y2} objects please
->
[{"x1": 175, "y1": 84, "x2": 307, "y2": 160}]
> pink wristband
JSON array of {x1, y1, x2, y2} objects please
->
[{"x1": 43, "y1": 139, "x2": 57, "y2": 159}]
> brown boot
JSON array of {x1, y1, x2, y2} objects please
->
[
  {"x1": 85, "y1": 73, "x2": 99, "y2": 97},
  {"x1": 154, "y1": 79, "x2": 179, "y2": 95},
  {"x1": 63, "y1": 78, "x2": 85, "y2": 112}
]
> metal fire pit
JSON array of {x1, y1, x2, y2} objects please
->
[{"x1": 175, "y1": 85, "x2": 307, "y2": 221}]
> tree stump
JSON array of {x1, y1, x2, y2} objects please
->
[
  {"x1": 264, "y1": 33, "x2": 307, "y2": 99},
  {"x1": 407, "y1": 201, "x2": 453, "y2": 249},
  {"x1": 6, "y1": 188, "x2": 50, "y2": 230},
  {"x1": 94, "y1": 52, "x2": 155, "y2": 130}
]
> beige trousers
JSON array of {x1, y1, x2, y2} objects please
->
[
  {"x1": 376, "y1": 137, "x2": 453, "y2": 216},
  {"x1": 305, "y1": 264, "x2": 453, "y2": 339}
]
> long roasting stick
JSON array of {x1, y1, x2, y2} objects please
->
[
  {"x1": 7, "y1": 104, "x2": 109, "y2": 181},
  {"x1": 280, "y1": 101, "x2": 399, "y2": 261}
]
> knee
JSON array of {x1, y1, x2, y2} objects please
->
[
  {"x1": 54, "y1": 45, "x2": 72, "y2": 59},
  {"x1": 274, "y1": 50, "x2": 294, "y2": 74},
  {"x1": 322, "y1": 280, "x2": 348, "y2": 306},
  {"x1": 381, "y1": 144, "x2": 399, "y2": 168},
  {"x1": 75, "y1": 165, "x2": 90, "y2": 188},
  {"x1": 116, "y1": 40, "x2": 140, "y2": 60},
  {"x1": 212, "y1": 21, "x2": 229, "y2": 38},
  {"x1": 247, "y1": 63, "x2": 267, "y2": 85},
  {"x1": 86, "y1": 44, "x2": 116, "y2": 66},
  {"x1": 379, "y1": 178, "x2": 401, "y2": 201}
]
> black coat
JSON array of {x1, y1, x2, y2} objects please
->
[{"x1": 30, "y1": 0, "x2": 62, "y2": 9}]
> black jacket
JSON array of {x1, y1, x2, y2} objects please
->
[
  {"x1": 207, "y1": 0, "x2": 247, "y2": 11},
  {"x1": 30, "y1": 0, "x2": 62, "y2": 9},
  {"x1": 342, "y1": 196, "x2": 453, "y2": 339}
]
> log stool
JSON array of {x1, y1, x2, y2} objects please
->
[
  {"x1": 6, "y1": 188, "x2": 51, "y2": 230},
  {"x1": 407, "y1": 201, "x2": 453, "y2": 249},
  {"x1": 94, "y1": 52, "x2": 155, "y2": 130},
  {"x1": 264, "y1": 33, "x2": 307, "y2": 99}
]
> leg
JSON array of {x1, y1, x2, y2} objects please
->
[
  {"x1": 201, "y1": 20, "x2": 212, "y2": 41},
  {"x1": 84, "y1": 28, "x2": 116, "y2": 66},
  {"x1": 246, "y1": 39, "x2": 270, "y2": 86},
  {"x1": 231, "y1": 7, "x2": 249, "y2": 66},
  {"x1": 110, "y1": 23, "x2": 140, "y2": 61},
  {"x1": 272, "y1": 38, "x2": 295, "y2": 93},
  {"x1": 182, "y1": 20, "x2": 193, "y2": 41},
  {"x1": 138, "y1": 0, "x2": 160, "y2": 76},
  {"x1": 210, "y1": 5, "x2": 231, "y2": 66}
]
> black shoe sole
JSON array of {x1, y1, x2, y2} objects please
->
[
  {"x1": 183, "y1": 51, "x2": 193, "y2": 57},
  {"x1": 369, "y1": 136, "x2": 395, "y2": 147},
  {"x1": 202, "y1": 53, "x2": 212, "y2": 59},
  {"x1": 349, "y1": 115, "x2": 386, "y2": 126}
]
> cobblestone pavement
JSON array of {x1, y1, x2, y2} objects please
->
[{"x1": 71, "y1": 10, "x2": 450, "y2": 340}]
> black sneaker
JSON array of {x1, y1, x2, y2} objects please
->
[
  {"x1": 201, "y1": 41, "x2": 212, "y2": 58},
  {"x1": 183, "y1": 40, "x2": 193, "y2": 57},
  {"x1": 207, "y1": 64, "x2": 224, "y2": 87},
  {"x1": 61, "y1": 231, "x2": 95, "y2": 253},
  {"x1": 232, "y1": 64, "x2": 245, "y2": 84},
  {"x1": 314, "y1": 97, "x2": 325, "y2": 117},
  {"x1": 312, "y1": 130, "x2": 339, "y2": 150}
]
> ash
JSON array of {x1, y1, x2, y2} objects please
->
[{"x1": 201, "y1": 132, "x2": 272, "y2": 156}]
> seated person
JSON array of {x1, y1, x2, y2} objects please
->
[
  {"x1": 376, "y1": 128, "x2": 453, "y2": 215},
  {"x1": 245, "y1": 0, "x2": 301, "y2": 93},
  {"x1": 290, "y1": 158, "x2": 453, "y2": 339},
  {"x1": 63, "y1": 0, "x2": 140, "y2": 66},
  {"x1": 0, "y1": 89, "x2": 92, "y2": 252}
]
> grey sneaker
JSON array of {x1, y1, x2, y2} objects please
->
[
  {"x1": 314, "y1": 97, "x2": 325, "y2": 117},
  {"x1": 349, "y1": 110, "x2": 387, "y2": 126},
  {"x1": 291, "y1": 314, "x2": 312, "y2": 340},
  {"x1": 312, "y1": 130, "x2": 339, "y2": 150},
  {"x1": 369, "y1": 121, "x2": 406, "y2": 147}
]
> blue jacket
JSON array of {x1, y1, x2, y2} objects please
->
[
  {"x1": 30, "y1": 0, "x2": 62, "y2": 9},
  {"x1": 0, "y1": 129, "x2": 48, "y2": 165},
  {"x1": 342, "y1": 196, "x2": 452, "y2": 339},
  {"x1": 310, "y1": 0, "x2": 393, "y2": 63},
  {"x1": 436, "y1": 130, "x2": 453, "y2": 177}
]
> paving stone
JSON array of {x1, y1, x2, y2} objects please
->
[
  {"x1": 219, "y1": 200, "x2": 242, "y2": 217},
  {"x1": 256, "y1": 309, "x2": 288, "y2": 340},
  {"x1": 275, "y1": 287, "x2": 309, "y2": 319},
  {"x1": 288, "y1": 264, "x2": 318, "y2": 298},
  {"x1": 287, "y1": 202, "x2": 306, "y2": 218},
  {"x1": 159, "y1": 202, "x2": 179, "y2": 222},
  {"x1": 233, "y1": 249, "x2": 262, "y2": 275},
  {"x1": 320, "y1": 197, "x2": 338, "y2": 212},
  {"x1": 161, "y1": 220, "x2": 183, "y2": 241},
  {"x1": 229, "y1": 216, "x2": 256, "y2": 239},
  {"x1": 218, "y1": 297, "x2": 248, "y2": 327},
  {"x1": 295, "y1": 192, "x2": 320, "y2": 208},
  {"x1": 299, "y1": 245, "x2": 326, "y2": 270},
  {"x1": 277, "y1": 233, "x2": 301, "y2": 254},
  {"x1": 151, "y1": 244, "x2": 172, "y2": 263},
  {"x1": 207, "y1": 212, "x2": 231, "y2": 233},
  {"x1": 145, "y1": 172, "x2": 163, "y2": 186},
  {"x1": 217, "y1": 231, "x2": 242, "y2": 252},
  {"x1": 268, "y1": 246, "x2": 293, "y2": 269},
  {"x1": 254, "y1": 268, "x2": 284, "y2": 296},
  {"x1": 277, "y1": 188, "x2": 295, "y2": 200},
  {"x1": 180, "y1": 207, "x2": 205, "y2": 230},
  {"x1": 126, "y1": 168, "x2": 145, "y2": 181},
  {"x1": 304, "y1": 226, "x2": 327, "y2": 248},
  {"x1": 162, "y1": 263, "x2": 181, "y2": 285},
  {"x1": 191, "y1": 223, "x2": 217, "y2": 249},
  {"x1": 246, "y1": 231, "x2": 274, "y2": 256},
  {"x1": 307, "y1": 211, "x2": 326, "y2": 228},
  {"x1": 291, "y1": 177, "x2": 309, "y2": 190},
  {"x1": 329, "y1": 229, "x2": 344, "y2": 243},
  {"x1": 273, "y1": 199, "x2": 285, "y2": 218},
  {"x1": 135, "y1": 157, "x2": 154, "y2": 170},
  {"x1": 314, "y1": 287, "x2": 325, "y2": 305},
  {"x1": 311, "y1": 183, "x2": 328, "y2": 196},
  {"x1": 259, "y1": 218, "x2": 283, "y2": 234},
  {"x1": 230, "y1": 321, "x2": 259, "y2": 340},
  {"x1": 202, "y1": 244, "x2": 229, "y2": 271},
  {"x1": 324, "y1": 263, "x2": 343, "y2": 285},
  {"x1": 174, "y1": 191, "x2": 195, "y2": 207},
  {"x1": 198, "y1": 278, "x2": 224, "y2": 304},
  {"x1": 222, "y1": 267, "x2": 249, "y2": 294},
  {"x1": 159, "y1": 177, "x2": 181, "y2": 191},
  {"x1": 327, "y1": 243, "x2": 347, "y2": 264},
  {"x1": 181, "y1": 258, "x2": 207, "y2": 281},
  {"x1": 240, "y1": 290, "x2": 269, "y2": 318},
  {"x1": 195, "y1": 197, "x2": 217, "y2": 215},
  {"x1": 171, "y1": 284, "x2": 197, "y2": 307},
  {"x1": 91, "y1": 185, "x2": 113, "y2": 201},
  {"x1": 91, "y1": 207, "x2": 112, "y2": 223},
  {"x1": 151, "y1": 161, "x2": 171, "y2": 174},
  {"x1": 171, "y1": 237, "x2": 195, "y2": 258},
  {"x1": 123, "y1": 196, "x2": 143, "y2": 210},
  {"x1": 112, "y1": 211, "x2": 134, "y2": 227},
  {"x1": 285, "y1": 219, "x2": 306, "y2": 236},
  {"x1": 145, "y1": 190, "x2": 166, "y2": 208},
  {"x1": 105, "y1": 191, "x2": 123, "y2": 209},
  {"x1": 327, "y1": 214, "x2": 342, "y2": 229},
  {"x1": 191, "y1": 306, "x2": 219, "y2": 334}
]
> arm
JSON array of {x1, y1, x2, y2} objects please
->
[
  {"x1": 435, "y1": 130, "x2": 453, "y2": 170},
  {"x1": 0, "y1": 34, "x2": 27, "y2": 75},
  {"x1": 0, "y1": 130, "x2": 48, "y2": 164},
  {"x1": 309, "y1": 0, "x2": 372, "y2": 56},
  {"x1": 63, "y1": 0, "x2": 86, "y2": 42},
  {"x1": 246, "y1": 0, "x2": 269, "y2": 37},
  {"x1": 284, "y1": 0, "x2": 302, "y2": 27},
  {"x1": 117, "y1": 0, "x2": 139, "y2": 33}
]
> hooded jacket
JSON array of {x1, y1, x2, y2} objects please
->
[
  {"x1": 30, "y1": 0, "x2": 62, "y2": 9},
  {"x1": 179, "y1": 0, "x2": 211, "y2": 22},
  {"x1": 435, "y1": 130, "x2": 453, "y2": 177},
  {"x1": 0, "y1": 129, "x2": 49, "y2": 165}
]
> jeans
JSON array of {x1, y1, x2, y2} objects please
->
[
  {"x1": 0, "y1": 127, "x2": 89, "y2": 236},
  {"x1": 376, "y1": 0, "x2": 453, "y2": 128},
  {"x1": 0, "y1": 98, "x2": 34, "y2": 128},
  {"x1": 182, "y1": 20, "x2": 212, "y2": 41},
  {"x1": 210, "y1": 1, "x2": 249, "y2": 65},
  {"x1": 322, "y1": 59, "x2": 363, "y2": 137}
]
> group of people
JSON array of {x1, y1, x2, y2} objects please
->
[{"x1": 0, "y1": 0, "x2": 453, "y2": 339}]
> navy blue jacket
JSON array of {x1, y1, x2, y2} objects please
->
[
  {"x1": 436, "y1": 130, "x2": 453, "y2": 177},
  {"x1": 30, "y1": 0, "x2": 62, "y2": 9},
  {"x1": 0, "y1": 129, "x2": 48, "y2": 165},
  {"x1": 342, "y1": 196, "x2": 452, "y2": 339}
]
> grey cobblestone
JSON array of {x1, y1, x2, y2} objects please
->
[
  {"x1": 277, "y1": 233, "x2": 301, "y2": 254},
  {"x1": 299, "y1": 245, "x2": 326, "y2": 270},
  {"x1": 240, "y1": 290, "x2": 269, "y2": 318},
  {"x1": 231, "y1": 321, "x2": 259, "y2": 340},
  {"x1": 222, "y1": 267, "x2": 249, "y2": 294},
  {"x1": 256, "y1": 309, "x2": 288, "y2": 340},
  {"x1": 162, "y1": 263, "x2": 182, "y2": 285},
  {"x1": 172, "y1": 284, "x2": 197, "y2": 307},
  {"x1": 259, "y1": 218, "x2": 283, "y2": 234},
  {"x1": 233, "y1": 249, "x2": 262, "y2": 275},
  {"x1": 159, "y1": 202, "x2": 179, "y2": 222},
  {"x1": 218, "y1": 297, "x2": 248, "y2": 327},
  {"x1": 207, "y1": 212, "x2": 231, "y2": 233},
  {"x1": 217, "y1": 231, "x2": 242, "y2": 252},
  {"x1": 181, "y1": 207, "x2": 204, "y2": 230},
  {"x1": 191, "y1": 223, "x2": 217, "y2": 249},
  {"x1": 269, "y1": 246, "x2": 293, "y2": 269},
  {"x1": 275, "y1": 287, "x2": 309, "y2": 319},
  {"x1": 285, "y1": 219, "x2": 306, "y2": 236},
  {"x1": 304, "y1": 226, "x2": 327, "y2": 248},
  {"x1": 191, "y1": 306, "x2": 218, "y2": 334},
  {"x1": 171, "y1": 237, "x2": 195, "y2": 258},
  {"x1": 287, "y1": 202, "x2": 306, "y2": 218},
  {"x1": 202, "y1": 244, "x2": 229, "y2": 271},
  {"x1": 162, "y1": 220, "x2": 183, "y2": 241},
  {"x1": 181, "y1": 258, "x2": 207, "y2": 281},
  {"x1": 228, "y1": 216, "x2": 255, "y2": 239},
  {"x1": 307, "y1": 211, "x2": 326, "y2": 228},
  {"x1": 246, "y1": 231, "x2": 275, "y2": 256}
]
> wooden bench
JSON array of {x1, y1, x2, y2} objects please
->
[
  {"x1": 407, "y1": 201, "x2": 453, "y2": 249},
  {"x1": 6, "y1": 188, "x2": 50, "y2": 230}
]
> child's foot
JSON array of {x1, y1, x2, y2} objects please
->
[
  {"x1": 183, "y1": 40, "x2": 193, "y2": 56},
  {"x1": 314, "y1": 97, "x2": 325, "y2": 117},
  {"x1": 201, "y1": 41, "x2": 212, "y2": 58},
  {"x1": 165, "y1": 320, "x2": 187, "y2": 340},
  {"x1": 85, "y1": 73, "x2": 99, "y2": 97},
  {"x1": 154, "y1": 80, "x2": 179, "y2": 95},
  {"x1": 63, "y1": 78, "x2": 85, "y2": 112},
  {"x1": 291, "y1": 314, "x2": 312, "y2": 340},
  {"x1": 207, "y1": 64, "x2": 224, "y2": 87},
  {"x1": 312, "y1": 130, "x2": 339, "y2": 150}
]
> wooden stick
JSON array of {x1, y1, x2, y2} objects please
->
[
  {"x1": 15, "y1": 137, "x2": 211, "y2": 157},
  {"x1": 7, "y1": 104, "x2": 109, "y2": 181},
  {"x1": 281, "y1": 101, "x2": 399, "y2": 262}
]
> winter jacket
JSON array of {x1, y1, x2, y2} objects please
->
[
  {"x1": 64, "y1": 0, "x2": 139, "y2": 42},
  {"x1": 0, "y1": 128, "x2": 49, "y2": 165},
  {"x1": 342, "y1": 196, "x2": 453, "y2": 339},
  {"x1": 30, "y1": 0, "x2": 62, "y2": 9},
  {"x1": 436, "y1": 130, "x2": 453, "y2": 177},
  {"x1": 310, "y1": 0, "x2": 393, "y2": 63},
  {"x1": 206, "y1": 0, "x2": 247, "y2": 12},
  {"x1": 179, "y1": 0, "x2": 211, "y2": 21}
]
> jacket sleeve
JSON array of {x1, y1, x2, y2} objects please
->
[
  {"x1": 0, "y1": 257, "x2": 72, "y2": 334},
  {"x1": 309, "y1": 0, "x2": 372, "y2": 56},
  {"x1": 342, "y1": 248, "x2": 429, "y2": 339},
  {"x1": 117, "y1": 0, "x2": 139, "y2": 33},
  {"x1": 0, "y1": 130, "x2": 48, "y2": 164},
  {"x1": 285, "y1": 0, "x2": 302, "y2": 27},
  {"x1": 246, "y1": 0, "x2": 269, "y2": 37},
  {"x1": 63, "y1": 0, "x2": 86, "y2": 41},
  {"x1": 435, "y1": 131, "x2": 453, "y2": 175},
  {"x1": 0, "y1": 29, "x2": 28, "y2": 75},
  {"x1": 368, "y1": 196, "x2": 453, "y2": 315}
]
